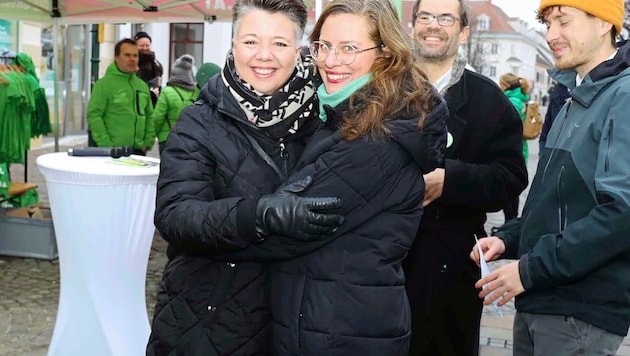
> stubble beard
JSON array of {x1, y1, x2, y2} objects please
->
[
  {"x1": 412, "y1": 32, "x2": 457, "y2": 64},
  {"x1": 413, "y1": 45, "x2": 451, "y2": 64}
]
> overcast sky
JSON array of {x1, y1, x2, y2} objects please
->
[{"x1": 491, "y1": 0, "x2": 544, "y2": 29}]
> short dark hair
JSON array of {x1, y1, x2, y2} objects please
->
[
  {"x1": 134, "y1": 31, "x2": 152, "y2": 42},
  {"x1": 412, "y1": 0, "x2": 469, "y2": 27},
  {"x1": 232, "y1": 0, "x2": 307, "y2": 42},
  {"x1": 115, "y1": 38, "x2": 137, "y2": 56}
]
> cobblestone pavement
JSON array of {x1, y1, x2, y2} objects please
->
[
  {"x1": 2, "y1": 133, "x2": 630, "y2": 355},
  {"x1": 0, "y1": 139, "x2": 168, "y2": 356}
]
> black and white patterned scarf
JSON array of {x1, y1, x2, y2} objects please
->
[{"x1": 221, "y1": 50, "x2": 317, "y2": 138}]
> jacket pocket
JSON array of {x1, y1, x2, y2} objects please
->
[
  {"x1": 556, "y1": 165, "x2": 567, "y2": 233},
  {"x1": 270, "y1": 268, "x2": 308, "y2": 353},
  {"x1": 329, "y1": 283, "x2": 409, "y2": 338},
  {"x1": 604, "y1": 120, "x2": 614, "y2": 173},
  {"x1": 136, "y1": 90, "x2": 149, "y2": 116}
]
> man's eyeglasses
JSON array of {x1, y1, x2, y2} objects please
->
[
  {"x1": 308, "y1": 41, "x2": 382, "y2": 65},
  {"x1": 415, "y1": 12, "x2": 460, "y2": 27}
]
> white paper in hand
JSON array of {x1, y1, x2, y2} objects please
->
[{"x1": 474, "y1": 234, "x2": 503, "y2": 317}]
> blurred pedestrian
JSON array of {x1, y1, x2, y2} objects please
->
[
  {"x1": 499, "y1": 72, "x2": 531, "y2": 220},
  {"x1": 134, "y1": 31, "x2": 163, "y2": 106},
  {"x1": 473, "y1": 0, "x2": 630, "y2": 354},
  {"x1": 195, "y1": 62, "x2": 221, "y2": 90},
  {"x1": 499, "y1": 73, "x2": 530, "y2": 162},
  {"x1": 153, "y1": 54, "x2": 200, "y2": 155},
  {"x1": 87, "y1": 38, "x2": 154, "y2": 155}
]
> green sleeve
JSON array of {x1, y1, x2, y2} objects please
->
[{"x1": 153, "y1": 89, "x2": 169, "y2": 140}]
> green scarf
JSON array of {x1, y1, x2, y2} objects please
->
[{"x1": 317, "y1": 74, "x2": 370, "y2": 122}]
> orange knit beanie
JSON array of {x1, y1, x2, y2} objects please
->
[{"x1": 538, "y1": 0, "x2": 624, "y2": 34}]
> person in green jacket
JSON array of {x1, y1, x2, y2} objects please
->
[
  {"x1": 499, "y1": 72, "x2": 530, "y2": 220},
  {"x1": 500, "y1": 72, "x2": 531, "y2": 161},
  {"x1": 87, "y1": 38, "x2": 154, "y2": 156},
  {"x1": 153, "y1": 54, "x2": 200, "y2": 155}
]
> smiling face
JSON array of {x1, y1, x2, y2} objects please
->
[
  {"x1": 315, "y1": 13, "x2": 379, "y2": 94},
  {"x1": 136, "y1": 37, "x2": 152, "y2": 54},
  {"x1": 231, "y1": 9, "x2": 302, "y2": 95},
  {"x1": 542, "y1": 6, "x2": 613, "y2": 77},
  {"x1": 412, "y1": 0, "x2": 468, "y2": 64}
]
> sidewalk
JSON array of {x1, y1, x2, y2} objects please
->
[{"x1": 2, "y1": 134, "x2": 630, "y2": 355}]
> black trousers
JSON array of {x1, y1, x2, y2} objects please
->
[
  {"x1": 503, "y1": 197, "x2": 519, "y2": 221},
  {"x1": 404, "y1": 223, "x2": 483, "y2": 356}
]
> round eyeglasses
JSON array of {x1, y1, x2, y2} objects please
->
[
  {"x1": 415, "y1": 12, "x2": 460, "y2": 27},
  {"x1": 308, "y1": 41, "x2": 382, "y2": 65}
]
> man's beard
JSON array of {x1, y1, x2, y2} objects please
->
[
  {"x1": 413, "y1": 45, "x2": 451, "y2": 63},
  {"x1": 413, "y1": 31, "x2": 457, "y2": 63}
]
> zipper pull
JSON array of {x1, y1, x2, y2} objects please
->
[
  {"x1": 279, "y1": 141, "x2": 289, "y2": 179},
  {"x1": 279, "y1": 142, "x2": 288, "y2": 160}
]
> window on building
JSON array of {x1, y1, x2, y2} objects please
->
[
  {"x1": 477, "y1": 15, "x2": 489, "y2": 31},
  {"x1": 491, "y1": 43, "x2": 498, "y2": 54},
  {"x1": 169, "y1": 23, "x2": 204, "y2": 71},
  {"x1": 511, "y1": 66, "x2": 519, "y2": 74},
  {"x1": 490, "y1": 66, "x2": 496, "y2": 77}
]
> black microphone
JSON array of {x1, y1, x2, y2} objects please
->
[{"x1": 67, "y1": 147, "x2": 133, "y2": 158}]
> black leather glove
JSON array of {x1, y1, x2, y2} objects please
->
[{"x1": 256, "y1": 176, "x2": 344, "y2": 241}]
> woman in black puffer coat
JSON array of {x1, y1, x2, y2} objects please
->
[
  {"x1": 267, "y1": 0, "x2": 448, "y2": 354},
  {"x1": 146, "y1": 1, "x2": 343, "y2": 355}
]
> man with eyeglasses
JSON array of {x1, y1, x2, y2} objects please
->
[{"x1": 402, "y1": 0, "x2": 528, "y2": 355}]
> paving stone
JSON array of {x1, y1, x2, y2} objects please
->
[{"x1": 2, "y1": 132, "x2": 628, "y2": 355}]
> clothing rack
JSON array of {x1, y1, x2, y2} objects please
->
[{"x1": 0, "y1": 59, "x2": 34, "y2": 183}]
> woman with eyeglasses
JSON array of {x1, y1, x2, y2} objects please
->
[
  {"x1": 147, "y1": 0, "x2": 344, "y2": 354},
  {"x1": 266, "y1": 0, "x2": 448, "y2": 354}
]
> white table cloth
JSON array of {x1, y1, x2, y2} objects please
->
[{"x1": 36, "y1": 152, "x2": 160, "y2": 356}]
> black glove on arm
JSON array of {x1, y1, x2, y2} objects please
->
[{"x1": 256, "y1": 176, "x2": 344, "y2": 241}]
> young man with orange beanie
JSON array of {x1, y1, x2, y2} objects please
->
[{"x1": 472, "y1": 0, "x2": 630, "y2": 354}]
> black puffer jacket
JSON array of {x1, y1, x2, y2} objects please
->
[
  {"x1": 147, "y1": 72, "x2": 319, "y2": 355},
  {"x1": 270, "y1": 94, "x2": 448, "y2": 355}
]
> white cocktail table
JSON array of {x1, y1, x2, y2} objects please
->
[{"x1": 36, "y1": 152, "x2": 159, "y2": 356}]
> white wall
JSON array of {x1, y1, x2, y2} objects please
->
[{"x1": 203, "y1": 21, "x2": 232, "y2": 68}]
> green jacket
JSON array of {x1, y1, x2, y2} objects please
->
[
  {"x1": 87, "y1": 62, "x2": 155, "y2": 150},
  {"x1": 504, "y1": 87, "x2": 530, "y2": 162},
  {"x1": 153, "y1": 85, "x2": 200, "y2": 143}
]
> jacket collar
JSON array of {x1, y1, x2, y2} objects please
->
[
  {"x1": 105, "y1": 61, "x2": 135, "y2": 78},
  {"x1": 549, "y1": 41, "x2": 630, "y2": 107},
  {"x1": 444, "y1": 69, "x2": 469, "y2": 114}
]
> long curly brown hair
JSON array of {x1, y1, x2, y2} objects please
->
[{"x1": 310, "y1": 0, "x2": 437, "y2": 141}]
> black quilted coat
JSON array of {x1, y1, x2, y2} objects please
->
[
  {"x1": 146, "y1": 73, "x2": 319, "y2": 355},
  {"x1": 267, "y1": 95, "x2": 448, "y2": 355}
]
